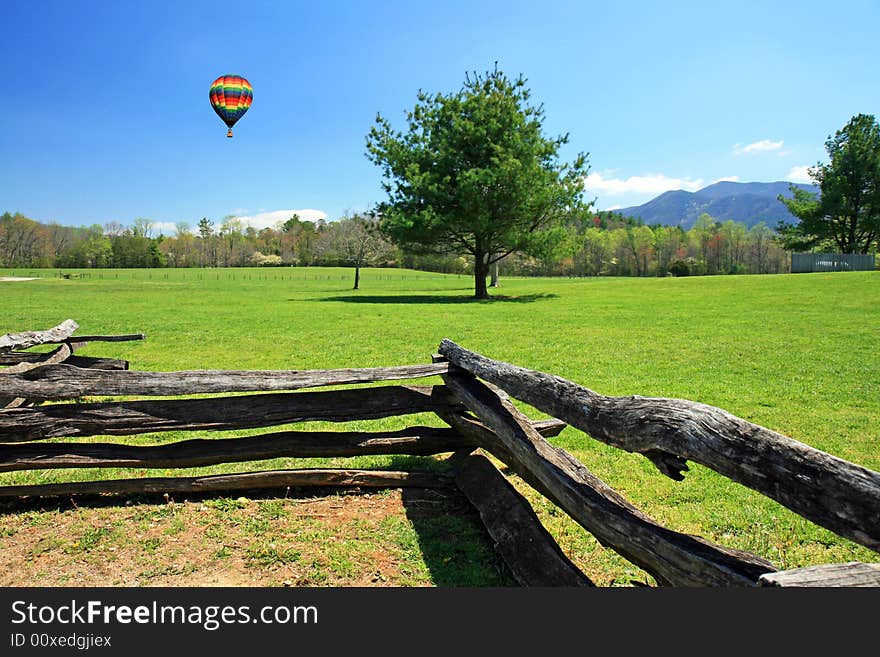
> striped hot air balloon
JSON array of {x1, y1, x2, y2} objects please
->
[{"x1": 209, "y1": 74, "x2": 253, "y2": 138}]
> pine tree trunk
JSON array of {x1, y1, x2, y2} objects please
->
[{"x1": 474, "y1": 254, "x2": 489, "y2": 299}]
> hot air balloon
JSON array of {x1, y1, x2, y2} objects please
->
[{"x1": 209, "y1": 74, "x2": 253, "y2": 138}]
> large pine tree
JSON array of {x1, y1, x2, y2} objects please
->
[{"x1": 366, "y1": 66, "x2": 590, "y2": 298}]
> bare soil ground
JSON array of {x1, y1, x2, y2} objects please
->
[{"x1": 0, "y1": 487, "x2": 512, "y2": 587}]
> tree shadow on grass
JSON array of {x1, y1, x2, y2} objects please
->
[{"x1": 309, "y1": 293, "x2": 558, "y2": 305}]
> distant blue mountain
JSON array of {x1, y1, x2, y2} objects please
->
[{"x1": 612, "y1": 180, "x2": 819, "y2": 229}]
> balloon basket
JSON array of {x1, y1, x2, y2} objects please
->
[{"x1": 227, "y1": 129, "x2": 233, "y2": 138}]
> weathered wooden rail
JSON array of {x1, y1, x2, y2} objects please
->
[{"x1": 1, "y1": 320, "x2": 877, "y2": 587}]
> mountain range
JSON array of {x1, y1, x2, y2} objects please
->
[{"x1": 611, "y1": 181, "x2": 819, "y2": 229}]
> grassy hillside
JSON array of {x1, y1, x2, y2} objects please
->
[{"x1": 1, "y1": 267, "x2": 877, "y2": 585}]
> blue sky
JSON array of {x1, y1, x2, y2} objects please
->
[{"x1": 2, "y1": 0, "x2": 877, "y2": 232}]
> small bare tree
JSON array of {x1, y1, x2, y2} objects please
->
[{"x1": 317, "y1": 213, "x2": 396, "y2": 289}]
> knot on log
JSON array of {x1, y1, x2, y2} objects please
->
[{"x1": 644, "y1": 450, "x2": 689, "y2": 481}]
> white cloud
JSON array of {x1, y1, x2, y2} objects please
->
[
  {"x1": 604, "y1": 205, "x2": 622, "y2": 211},
  {"x1": 734, "y1": 139, "x2": 784, "y2": 155},
  {"x1": 231, "y1": 208, "x2": 328, "y2": 230},
  {"x1": 584, "y1": 171, "x2": 705, "y2": 195},
  {"x1": 711, "y1": 175, "x2": 739, "y2": 184},
  {"x1": 786, "y1": 165, "x2": 813, "y2": 184},
  {"x1": 151, "y1": 221, "x2": 179, "y2": 235}
]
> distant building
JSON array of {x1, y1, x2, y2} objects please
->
[{"x1": 791, "y1": 253, "x2": 876, "y2": 273}]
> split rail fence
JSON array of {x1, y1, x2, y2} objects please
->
[{"x1": 1, "y1": 320, "x2": 878, "y2": 587}]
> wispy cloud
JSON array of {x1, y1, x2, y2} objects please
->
[
  {"x1": 141, "y1": 211, "x2": 330, "y2": 235},
  {"x1": 734, "y1": 139, "x2": 784, "y2": 155},
  {"x1": 231, "y1": 208, "x2": 328, "y2": 230},
  {"x1": 151, "y1": 221, "x2": 179, "y2": 235},
  {"x1": 786, "y1": 165, "x2": 813, "y2": 184},
  {"x1": 584, "y1": 171, "x2": 705, "y2": 195}
]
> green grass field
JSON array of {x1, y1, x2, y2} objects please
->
[{"x1": 1, "y1": 267, "x2": 878, "y2": 586}]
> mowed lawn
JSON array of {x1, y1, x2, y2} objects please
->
[{"x1": 0, "y1": 267, "x2": 878, "y2": 586}]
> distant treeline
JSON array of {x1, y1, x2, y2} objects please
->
[
  {"x1": 497, "y1": 211, "x2": 790, "y2": 277},
  {"x1": 1, "y1": 210, "x2": 790, "y2": 276}
]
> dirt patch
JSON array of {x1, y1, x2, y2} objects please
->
[{"x1": 0, "y1": 487, "x2": 510, "y2": 587}]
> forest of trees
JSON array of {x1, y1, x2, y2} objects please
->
[
  {"x1": 499, "y1": 211, "x2": 790, "y2": 277},
  {"x1": 1, "y1": 208, "x2": 792, "y2": 278}
]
